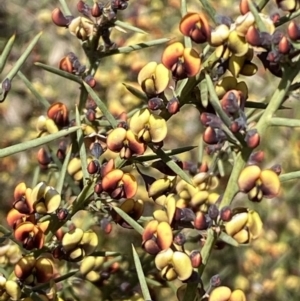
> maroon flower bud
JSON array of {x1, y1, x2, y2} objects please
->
[
  {"x1": 77, "y1": 0, "x2": 91, "y2": 17},
  {"x1": 148, "y1": 97, "x2": 164, "y2": 111},
  {"x1": 87, "y1": 160, "x2": 101, "y2": 174},
  {"x1": 94, "y1": 181, "x2": 103, "y2": 195},
  {"x1": 190, "y1": 250, "x2": 202, "y2": 268},
  {"x1": 288, "y1": 21, "x2": 300, "y2": 41},
  {"x1": 220, "y1": 206, "x2": 232, "y2": 222},
  {"x1": 57, "y1": 208, "x2": 68, "y2": 221},
  {"x1": 245, "y1": 129, "x2": 260, "y2": 148},
  {"x1": 51, "y1": 8, "x2": 72, "y2": 27},
  {"x1": 194, "y1": 211, "x2": 208, "y2": 230},
  {"x1": 84, "y1": 75, "x2": 96, "y2": 88},
  {"x1": 200, "y1": 113, "x2": 222, "y2": 128},
  {"x1": 91, "y1": 3, "x2": 103, "y2": 17},
  {"x1": 167, "y1": 97, "x2": 180, "y2": 114},
  {"x1": 278, "y1": 36, "x2": 291, "y2": 54},
  {"x1": 246, "y1": 25, "x2": 261, "y2": 47},
  {"x1": 86, "y1": 109, "x2": 96, "y2": 122}
]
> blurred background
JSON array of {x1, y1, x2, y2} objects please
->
[{"x1": 0, "y1": 0, "x2": 300, "y2": 300}]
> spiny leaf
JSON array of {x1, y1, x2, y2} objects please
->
[
  {"x1": 76, "y1": 106, "x2": 89, "y2": 186},
  {"x1": 199, "y1": 79, "x2": 208, "y2": 108},
  {"x1": 219, "y1": 232, "x2": 239, "y2": 247},
  {"x1": 245, "y1": 101, "x2": 289, "y2": 109},
  {"x1": 112, "y1": 206, "x2": 144, "y2": 235},
  {"x1": 17, "y1": 71, "x2": 50, "y2": 109},
  {"x1": 132, "y1": 245, "x2": 152, "y2": 301},
  {"x1": 199, "y1": 0, "x2": 216, "y2": 24},
  {"x1": 100, "y1": 38, "x2": 170, "y2": 58},
  {"x1": 151, "y1": 147, "x2": 194, "y2": 185},
  {"x1": 0, "y1": 32, "x2": 42, "y2": 101},
  {"x1": 0, "y1": 126, "x2": 80, "y2": 158},
  {"x1": 131, "y1": 145, "x2": 197, "y2": 163},
  {"x1": 0, "y1": 34, "x2": 16, "y2": 73},
  {"x1": 3, "y1": 32, "x2": 42, "y2": 82},
  {"x1": 123, "y1": 83, "x2": 148, "y2": 101},
  {"x1": 115, "y1": 20, "x2": 148, "y2": 34},
  {"x1": 35, "y1": 62, "x2": 82, "y2": 84}
]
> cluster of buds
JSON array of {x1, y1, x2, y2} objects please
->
[
  {"x1": 51, "y1": 0, "x2": 129, "y2": 51},
  {"x1": 59, "y1": 52, "x2": 96, "y2": 88},
  {"x1": 7, "y1": 182, "x2": 62, "y2": 250},
  {"x1": 200, "y1": 91, "x2": 260, "y2": 152}
]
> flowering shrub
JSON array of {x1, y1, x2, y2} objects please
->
[{"x1": 1, "y1": 0, "x2": 300, "y2": 300}]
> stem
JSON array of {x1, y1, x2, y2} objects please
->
[
  {"x1": 256, "y1": 62, "x2": 300, "y2": 135},
  {"x1": 276, "y1": 10, "x2": 300, "y2": 27},
  {"x1": 198, "y1": 229, "x2": 217, "y2": 276},
  {"x1": 269, "y1": 117, "x2": 300, "y2": 127},
  {"x1": 280, "y1": 171, "x2": 300, "y2": 182}
]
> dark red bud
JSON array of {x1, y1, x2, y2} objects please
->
[
  {"x1": 51, "y1": 8, "x2": 72, "y2": 27},
  {"x1": 220, "y1": 206, "x2": 232, "y2": 222},
  {"x1": 245, "y1": 129, "x2": 260, "y2": 148},
  {"x1": 194, "y1": 211, "x2": 208, "y2": 230},
  {"x1": 87, "y1": 160, "x2": 101, "y2": 174},
  {"x1": 278, "y1": 36, "x2": 291, "y2": 54},
  {"x1": 166, "y1": 97, "x2": 180, "y2": 114}
]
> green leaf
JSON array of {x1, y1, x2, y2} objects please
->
[
  {"x1": 0, "y1": 34, "x2": 15, "y2": 73},
  {"x1": 76, "y1": 106, "x2": 89, "y2": 186},
  {"x1": 245, "y1": 101, "x2": 288, "y2": 110},
  {"x1": 123, "y1": 83, "x2": 148, "y2": 101},
  {"x1": 83, "y1": 81, "x2": 118, "y2": 128},
  {"x1": 17, "y1": 71, "x2": 50, "y2": 109},
  {"x1": 34, "y1": 62, "x2": 82, "y2": 84},
  {"x1": 100, "y1": 38, "x2": 170, "y2": 58},
  {"x1": 132, "y1": 145, "x2": 197, "y2": 163},
  {"x1": 219, "y1": 232, "x2": 239, "y2": 247},
  {"x1": 3, "y1": 32, "x2": 42, "y2": 82},
  {"x1": 70, "y1": 180, "x2": 95, "y2": 214},
  {"x1": 0, "y1": 32, "x2": 43, "y2": 101},
  {"x1": 248, "y1": 0, "x2": 267, "y2": 32},
  {"x1": 55, "y1": 143, "x2": 72, "y2": 195},
  {"x1": 280, "y1": 171, "x2": 300, "y2": 182},
  {"x1": 0, "y1": 126, "x2": 80, "y2": 158},
  {"x1": 181, "y1": 0, "x2": 192, "y2": 48},
  {"x1": 59, "y1": 0, "x2": 72, "y2": 15},
  {"x1": 151, "y1": 147, "x2": 194, "y2": 185},
  {"x1": 199, "y1": 0, "x2": 216, "y2": 23},
  {"x1": 132, "y1": 245, "x2": 152, "y2": 301},
  {"x1": 199, "y1": 79, "x2": 208, "y2": 108},
  {"x1": 115, "y1": 20, "x2": 148, "y2": 34},
  {"x1": 112, "y1": 206, "x2": 144, "y2": 235}
]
